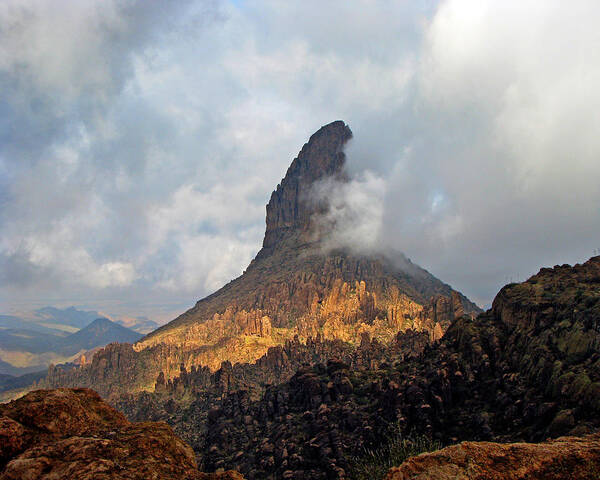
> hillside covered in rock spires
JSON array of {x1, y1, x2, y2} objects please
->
[{"x1": 42, "y1": 121, "x2": 479, "y2": 398}]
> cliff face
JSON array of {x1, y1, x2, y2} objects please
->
[
  {"x1": 262, "y1": 120, "x2": 352, "y2": 250},
  {"x1": 42, "y1": 121, "x2": 479, "y2": 398},
  {"x1": 152, "y1": 329, "x2": 430, "y2": 399}
]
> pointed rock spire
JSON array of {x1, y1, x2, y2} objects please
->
[{"x1": 262, "y1": 120, "x2": 353, "y2": 249}]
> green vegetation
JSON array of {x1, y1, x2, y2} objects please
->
[{"x1": 348, "y1": 429, "x2": 442, "y2": 480}]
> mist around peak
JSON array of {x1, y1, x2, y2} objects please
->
[{"x1": 308, "y1": 168, "x2": 384, "y2": 254}]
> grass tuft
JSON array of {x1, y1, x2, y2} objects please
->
[{"x1": 348, "y1": 431, "x2": 442, "y2": 480}]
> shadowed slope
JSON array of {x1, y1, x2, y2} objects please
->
[{"x1": 190, "y1": 257, "x2": 600, "y2": 479}]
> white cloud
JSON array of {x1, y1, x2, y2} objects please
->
[
  {"x1": 144, "y1": 179, "x2": 265, "y2": 293},
  {"x1": 2, "y1": 0, "x2": 600, "y2": 318},
  {"x1": 311, "y1": 171, "x2": 386, "y2": 254},
  {"x1": 160, "y1": 232, "x2": 259, "y2": 292},
  {"x1": 386, "y1": 0, "x2": 600, "y2": 303},
  {"x1": 18, "y1": 229, "x2": 137, "y2": 289}
]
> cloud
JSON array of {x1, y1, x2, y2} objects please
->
[
  {"x1": 339, "y1": 0, "x2": 600, "y2": 305},
  {"x1": 2, "y1": 0, "x2": 599, "y2": 320},
  {"x1": 145, "y1": 180, "x2": 266, "y2": 292},
  {"x1": 309, "y1": 171, "x2": 386, "y2": 254},
  {"x1": 0, "y1": 0, "x2": 204, "y2": 161},
  {"x1": 0, "y1": 0, "x2": 225, "y2": 296}
]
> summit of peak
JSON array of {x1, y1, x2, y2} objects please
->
[
  {"x1": 291, "y1": 120, "x2": 352, "y2": 182},
  {"x1": 308, "y1": 120, "x2": 350, "y2": 141},
  {"x1": 261, "y1": 121, "x2": 352, "y2": 250}
]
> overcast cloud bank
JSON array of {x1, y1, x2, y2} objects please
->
[{"x1": 1, "y1": 0, "x2": 599, "y2": 319}]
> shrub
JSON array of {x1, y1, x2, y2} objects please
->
[{"x1": 348, "y1": 431, "x2": 442, "y2": 480}]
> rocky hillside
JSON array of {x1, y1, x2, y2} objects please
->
[
  {"x1": 41, "y1": 121, "x2": 478, "y2": 398},
  {"x1": 112, "y1": 328, "x2": 430, "y2": 459},
  {"x1": 0, "y1": 388, "x2": 243, "y2": 480},
  {"x1": 122, "y1": 256, "x2": 599, "y2": 480}
]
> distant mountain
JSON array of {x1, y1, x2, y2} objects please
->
[
  {"x1": 0, "y1": 359, "x2": 45, "y2": 377},
  {"x1": 115, "y1": 316, "x2": 160, "y2": 334},
  {"x1": 0, "y1": 315, "x2": 31, "y2": 330},
  {"x1": 0, "y1": 317, "x2": 141, "y2": 377},
  {"x1": 33, "y1": 306, "x2": 101, "y2": 330},
  {"x1": 64, "y1": 318, "x2": 141, "y2": 353},
  {"x1": 0, "y1": 328, "x2": 64, "y2": 354},
  {"x1": 0, "y1": 315, "x2": 67, "y2": 336},
  {"x1": 0, "y1": 306, "x2": 105, "y2": 338},
  {"x1": 0, "y1": 369, "x2": 47, "y2": 396},
  {"x1": 2, "y1": 307, "x2": 158, "y2": 337}
]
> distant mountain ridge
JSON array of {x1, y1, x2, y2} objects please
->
[
  {"x1": 66, "y1": 318, "x2": 141, "y2": 352},
  {"x1": 1, "y1": 307, "x2": 159, "y2": 336},
  {"x1": 114, "y1": 316, "x2": 160, "y2": 334},
  {"x1": 0, "y1": 317, "x2": 141, "y2": 377},
  {"x1": 34, "y1": 306, "x2": 100, "y2": 330},
  {"x1": 0, "y1": 315, "x2": 69, "y2": 336},
  {"x1": 0, "y1": 359, "x2": 44, "y2": 377},
  {"x1": 0, "y1": 317, "x2": 140, "y2": 357}
]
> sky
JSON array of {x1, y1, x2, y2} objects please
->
[{"x1": 1, "y1": 0, "x2": 599, "y2": 322}]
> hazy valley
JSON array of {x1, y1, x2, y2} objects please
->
[{"x1": 0, "y1": 306, "x2": 155, "y2": 379}]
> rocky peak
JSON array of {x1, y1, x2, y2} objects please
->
[
  {"x1": 262, "y1": 120, "x2": 353, "y2": 250},
  {"x1": 40, "y1": 120, "x2": 480, "y2": 402}
]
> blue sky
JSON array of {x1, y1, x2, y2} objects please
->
[{"x1": 1, "y1": 0, "x2": 599, "y2": 322}]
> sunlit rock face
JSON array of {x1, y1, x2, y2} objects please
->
[{"x1": 42, "y1": 121, "x2": 479, "y2": 397}]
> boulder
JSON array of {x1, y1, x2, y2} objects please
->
[
  {"x1": 0, "y1": 388, "x2": 244, "y2": 480},
  {"x1": 384, "y1": 434, "x2": 600, "y2": 480}
]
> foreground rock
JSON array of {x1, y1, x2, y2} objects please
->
[
  {"x1": 385, "y1": 434, "x2": 600, "y2": 479},
  {"x1": 0, "y1": 388, "x2": 242, "y2": 480}
]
